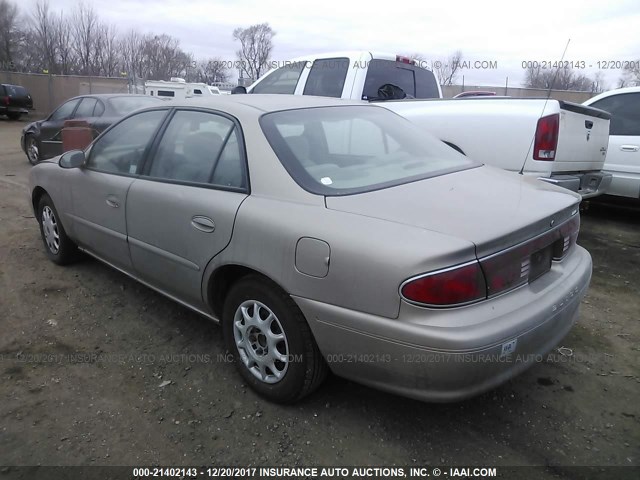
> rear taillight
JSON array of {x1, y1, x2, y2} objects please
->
[
  {"x1": 2, "y1": 96, "x2": 9, "y2": 106},
  {"x1": 401, "y1": 261, "x2": 487, "y2": 307},
  {"x1": 401, "y1": 214, "x2": 580, "y2": 307},
  {"x1": 533, "y1": 113, "x2": 559, "y2": 160}
]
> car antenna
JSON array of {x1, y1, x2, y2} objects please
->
[{"x1": 519, "y1": 38, "x2": 571, "y2": 175}]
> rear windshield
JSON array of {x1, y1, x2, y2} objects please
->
[
  {"x1": 108, "y1": 96, "x2": 164, "y2": 115},
  {"x1": 363, "y1": 59, "x2": 440, "y2": 100},
  {"x1": 5, "y1": 85, "x2": 28, "y2": 97},
  {"x1": 260, "y1": 105, "x2": 476, "y2": 195}
]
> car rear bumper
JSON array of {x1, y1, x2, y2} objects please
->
[
  {"x1": 294, "y1": 245, "x2": 592, "y2": 402},
  {"x1": 540, "y1": 172, "x2": 612, "y2": 199},
  {"x1": 0, "y1": 106, "x2": 29, "y2": 115}
]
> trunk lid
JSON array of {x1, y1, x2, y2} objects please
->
[{"x1": 325, "y1": 165, "x2": 580, "y2": 258}]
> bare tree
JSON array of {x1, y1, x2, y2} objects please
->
[
  {"x1": 233, "y1": 23, "x2": 275, "y2": 81},
  {"x1": 0, "y1": 0, "x2": 20, "y2": 68},
  {"x1": 72, "y1": 2, "x2": 99, "y2": 75},
  {"x1": 94, "y1": 22, "x2": 119, "y2": 77},
  {"x1": 435, "y1": 50, "x2": 463, "y2": 86},
  {"x1": 55, "y1": 12, "x2": 75, "y2": 74},
  {"x1": 30, "y1": 0, "x2": 59, "y2": 73},
  {"x1": 524, "y1": 65, "x2": 605, "y2": 92},
  {"x1": 619, "y1": 60, "x2": 640, "y2": 87},
  {"x1": 193, "y1": 57, "x2": 230, "y2": 84}
]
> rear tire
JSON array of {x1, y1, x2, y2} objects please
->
[
  {"x1": 222, "y1": 275, "x2": 328, "y2": 403},
  {"x1": 7, "y1": 112, "x2": 21, "y2": 121},
  {"x1": 37, "y1": 193, "x2": 79, "y2": 265}
]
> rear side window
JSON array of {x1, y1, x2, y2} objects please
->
[
  {"x1": 590, "y1": 93, "x2": 640, "y2": 136},
  {"x1": 363, "y1": 59, "x2": 439, "y2": 100},
  {"x1": 146, "y1": 110, "x2": 247, "y2": 189},
  {"x1": 252, "y1": 62, "x2": 306, "y2": 94},
  {"x1": 87, "y1": 110, "x2": 167, "y2": 175},
  {"x1": 303, "y1": 58, "x2": 349, "y2": 98},
  {"x1": 74, "y1": 97, "x2": 98, "y2": 118}
]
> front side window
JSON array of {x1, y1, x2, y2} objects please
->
[
  {"x1": 50, "y1": 99, "x2": 81, "y2": 121},
  {"x1": 590, "y1": 93, "x2": 640, "y2": 136},
  {"x1": 303, "y1": 58, "x2": 349, "y2": 98},
  {"x1": 260, "y1": 106, "x2": 476, "y2": 195},
  {"x1": 87, "y1": 110, "x2": 167, "y2": 175},
  {"x1": 146, "y1": 110, "x2": 246, "y2": 189},
  {"x1": 251, "y1": 62, "x2": 307, "y2": 94}
]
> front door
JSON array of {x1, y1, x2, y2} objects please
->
[{"x1": 69, "y1": 109, "x2": 168, "y2": 269}]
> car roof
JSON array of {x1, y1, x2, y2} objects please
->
[
  {"x1": 584, "y1": 86, "x2": 640, "y2": 104},
  {"x1": 172, "y1": 94, "x2": 366, "y2": 114},
  {"x1": 72, "y1": 94, "x2": 153, "y2": 99}
]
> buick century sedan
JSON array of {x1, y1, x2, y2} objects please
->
[{"x1": 29, "y1": 95, "x2": 592, "y2": 403}]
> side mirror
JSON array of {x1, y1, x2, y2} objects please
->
[
  {"x1": 231, "y1": 86, "x2": 247, "y2": 95},
  {"x1": 59, "y1": 150, "x2": 86, "y2": 169}
]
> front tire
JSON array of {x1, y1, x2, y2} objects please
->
[
  {"x1": 222, "y1": 275, "x2": 327, "y2": 403},
  {"x1": 37, "y1": 193, "x2": 79, "y2": 265},
  {"x1": 25, "y1": 135, "x2": 40, "y2": 165}
]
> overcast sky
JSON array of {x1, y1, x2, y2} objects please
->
[{"x1": 32, "y1": 0, "x2": 640, "y2": 88}]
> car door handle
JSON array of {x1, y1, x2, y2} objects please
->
[
  {"x1": 191, "y1": 216, "x2": 215, "y2": 233},
  {"x1": 620, "y1": 145, "x2": 639, "y2": 152},
  {"x1": 106, "y1": 196, "x2": 119, "y2": 208}
]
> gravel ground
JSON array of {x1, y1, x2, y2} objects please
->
[{"x1": 0, "y1": 118, "x2": 638, "y2": 479}]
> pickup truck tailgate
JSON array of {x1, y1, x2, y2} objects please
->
[{"x1": 553, "y1": 102, "x2": 610, "y2": 173}]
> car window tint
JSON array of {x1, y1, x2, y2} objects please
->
[
  {"x1": 251, "y1": 61, "x2": 306, "y2": 94},
  {"x1": 93, "y1": 100, "x2": 105, "y2": 117},
  {"x1": 87, "y1": 110, "x2": 166, "y2": 175},
  {"x1": 74, "y1": 98, "x2": 98, "y2": 118},
  {"x1": 147, "y1": 110, "x2": 244, "y2": 187},
  {"x1": 50, "y1": 99, "x2": 81, "y2": 121},
  {"x1": 590, "y1": 93, "x2": 640, "y2": 136},
  {"x1": 210, "y1": 128, "x2": 246, "y2": 189},
  {"x1": 303, "y1": 58, "x2": 349, "y2": 98},
  {"x1": 362, "y1": 60, "x2": 440, "y2": 100}
]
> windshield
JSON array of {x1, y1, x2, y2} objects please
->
[
  {"x1": 108, "y1": 96, "x2": 164, "y2": 115},
  {"x1": 260, "y1": 106, "x2": 477, "y2": 195}
]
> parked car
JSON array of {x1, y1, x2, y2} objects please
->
[
  {"x1": 237, "y1": 51, "x2": 612, "y2": 198},
  {"x1": 0, "y1": 83, "x2": 33, "y2": 120},
  {"x1": 21, "y1": 94, "x2": 163, "y2": 164},
  {"x1": 583, "y1": 87, "x2": 640, "y2": 199},
  {"x1": 29, "y1": 95, "x2": 592, "y2": 403}
]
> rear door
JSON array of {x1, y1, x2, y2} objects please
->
[
  {"x1": 126, "y1": 109, "x2": 249, "y2": 308},
  {"x1": 68, "y1": 109, "x2": 168, "y2": 270},
  {"x1": 588, "y1": 92, "x2": 640, "y2": 198}
]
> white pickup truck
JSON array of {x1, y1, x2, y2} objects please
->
[
  {"x1": 237, "y1": 51, "x2": 612, "y2": 198},
  {"x1": 583, "y1": 86, "x2": 640, "y2": 199}
]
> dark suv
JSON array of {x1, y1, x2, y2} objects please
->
[{"x1": 1, "y1": 83, "x2": 33, "y2": 120}]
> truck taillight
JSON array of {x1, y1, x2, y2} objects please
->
[
  {"x1": 400, "y1": 262, "x2": 487, "y2": 307},
  {"x1": 533, "y1": 113, "x2": 559, "y2": 160},
  {"x1": 2, "y1": 96, "x2": 9, "y2": 106}
]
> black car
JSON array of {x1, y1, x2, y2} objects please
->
[
  {"x1": 1, "y1": 83, "x2": 33, "y2": 120},
  {"x1": 21, "y1": 94, "x2": 163, "y2": 164}
]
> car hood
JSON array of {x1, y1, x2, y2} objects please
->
[{"x1": 325, "y1": 165, "x2": 581, "y2": 258}]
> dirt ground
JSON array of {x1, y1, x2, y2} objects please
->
[{"x1": 0, "y1": 118, "x2": 638, "y2": 478}]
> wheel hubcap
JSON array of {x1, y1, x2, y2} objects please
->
[
  {"x1": 233, "y1": 300, "x2": 289, "y2": 384},
  {"x1": 28, "y1": 139, "x2": 39, "y2": 162},
  {"x1": 42, "y1": 206, "x2": 60, "y2": 254}
]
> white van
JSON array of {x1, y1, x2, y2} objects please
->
[{"x1": 145, "y1": 78, "x2": 220, "y2": 100}]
